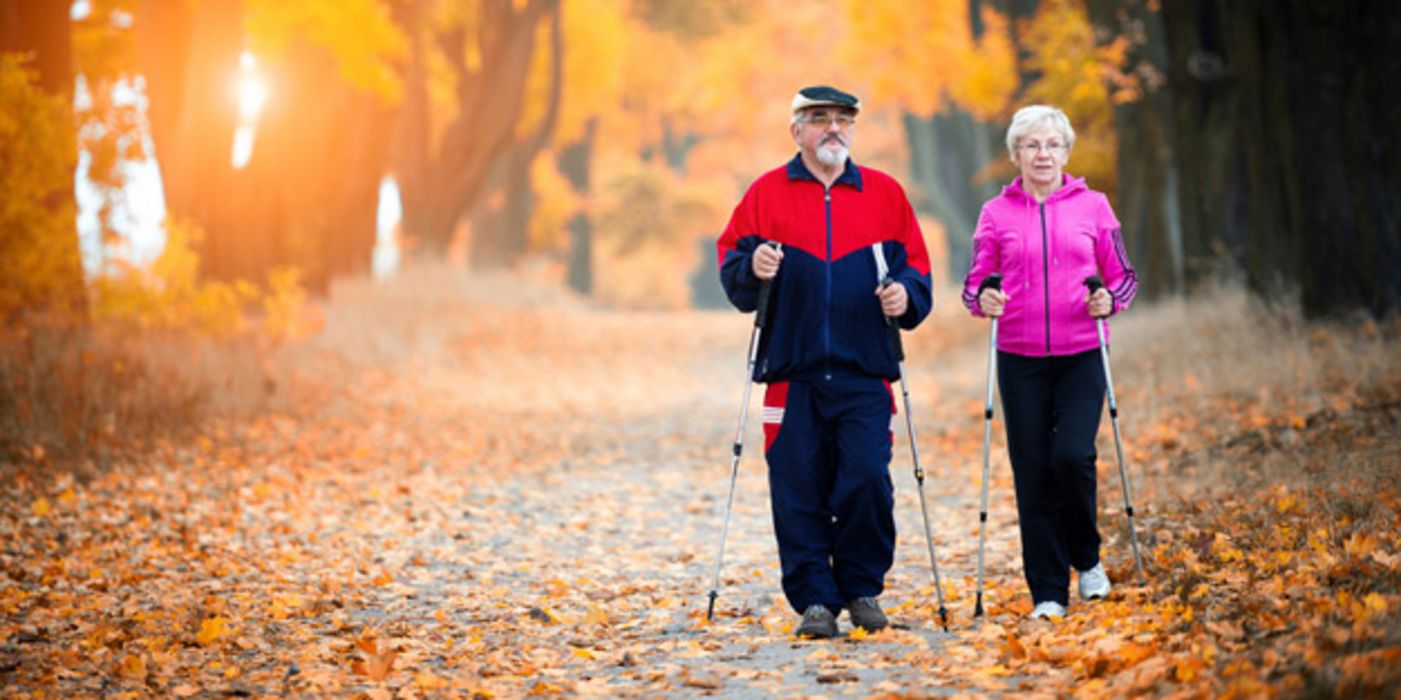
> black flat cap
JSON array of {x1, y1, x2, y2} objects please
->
[{"x1": 791, "y1": 85, "x2": 861, "y2": 114}]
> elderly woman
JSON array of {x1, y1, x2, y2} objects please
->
[{"x1": 962, "y1": 105, "x2": 1138, "y2": 620}]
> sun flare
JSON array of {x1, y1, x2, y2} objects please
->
[{"x1": 237, "y1": 51, "x2": 268, "y2": 122}]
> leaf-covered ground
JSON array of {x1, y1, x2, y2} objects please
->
[{"x1": 3, "y1": 275, "x2": 1399, "y2": 698}]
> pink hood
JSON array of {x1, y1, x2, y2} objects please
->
[{"x1": 961, "y1": 175, "x2": 1138, "y2": 356}]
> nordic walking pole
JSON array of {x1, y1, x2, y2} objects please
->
[
  {"x1": 1084, "y1": 275, "x2": 1147, "y2": 583},
  {"x1": 707, "y1": 242, "x2": 780, "y2": 622},
  {"x1": 881, "y1": 276, "x2": 949, "y2": 631},
  {"x1": 973, "y1": 273, "x2": 1001, "y2": 619}
]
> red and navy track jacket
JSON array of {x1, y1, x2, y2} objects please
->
[{"x1": 717, "y1": 154, "x2": 933, "y2": 382}]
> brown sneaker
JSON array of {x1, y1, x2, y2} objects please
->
[
  {"x1": 795, "y1": 605, "x2": 838, "y2": 639},
  {"x1": 848, "y1": 596, "x2": 888, "y2": 632}
]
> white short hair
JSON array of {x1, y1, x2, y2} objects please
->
[{"x1": 1005, "y1": 105, "x2": 1075, "y2": 162}]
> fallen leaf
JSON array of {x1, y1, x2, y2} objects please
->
[{"x1": 196, "y1": 616, "x2": 229, "y2": 647}]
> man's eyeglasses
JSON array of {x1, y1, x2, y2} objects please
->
[
  {"x1": 800, "y1": 112, "x2": 856, "y2": 129},
  {"x1": 1017, "y1": 141, "x2": 1068, "y2": 154}
]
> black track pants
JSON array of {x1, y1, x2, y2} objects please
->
[{"x1": 997, "y1": 349, "x2": 1106, "y2": 606}]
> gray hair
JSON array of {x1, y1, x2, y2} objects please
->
[{"x1": 1005, "y1": 105, "x2": 1075, "y2": 162}]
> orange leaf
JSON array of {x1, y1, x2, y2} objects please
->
[
  {"x1": 352, "y1": 648, "x2": 398, "y2": 681},
  {"x1": 1174, "y1": 656, "x2": 1205, "y2": 683},
  {"x1": 196, "y1": 616, "x2": 229, "y2": 647},
  {"x1": 118, "y1": 653, "x2": 147, "y2": 680},
  {"x1": 1002, "y1": 633, "x2": 1027, "y2": 660}
]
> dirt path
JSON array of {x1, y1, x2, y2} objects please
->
[{"x1": 4, "y1": 289, "x2": 1398, "y2": 697}]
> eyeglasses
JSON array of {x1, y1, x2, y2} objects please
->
[
  {"x1": 799, "y1": 112, "x2": 856, "y2": 129},
  {"x1": 1017, "y1": 141, "x2": 1068, "y2": 154}
]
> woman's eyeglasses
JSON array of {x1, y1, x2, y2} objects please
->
[{"x1": 1017, "y1": 141, "x2": 1067, "y2": 154}]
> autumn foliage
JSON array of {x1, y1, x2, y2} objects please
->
[
  {"x1": 2, "y1": 1, "x2": 1399, "y2": 696},
  {"x1": 3, "y1": 273, "x2": 1399, "y2": 696}
]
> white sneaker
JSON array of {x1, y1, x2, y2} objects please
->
[
  {"x1": 1029, "y1": 601, "x2": 1066, "y2": 619},
  {"x1": 1078, "y1": 562, "x2": 1112, "y2": 600}
]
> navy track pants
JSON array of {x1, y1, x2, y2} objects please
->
[
  {"x1": 762, "y1": 373, "x2": 895, "y2": 615},
  {"x1": 998, "y1": 349, "x2": 1107, "y2": 606}
]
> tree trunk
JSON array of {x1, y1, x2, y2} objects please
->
[
  {"x1": 470, "y1": 4, "x2": 563, "y2": 271},
  {"x1": 903, "y1": 108, "x2": 1002, "y2": 280},
  {"x1": 138, "y1": 0, "x2": 392, "y2": 294},
  {"x1": 1271, "y1": 1, "x2": 1400, "y2": 316},
  {"x1": 1096, "y1": 0, "x2": 1400, "y2": 316},
  {"x1": 232, "y1": 41, "x2": 393, "y2": 293},
  {"x1": 1084, "y1": 0, "x2": 1187, "y2": 298},
  {"x1": 560, "y1": 119, "x2": 596, "y2": 295},
  {"x1": 393, "y1": 0, "x2": 559, "y2": 262},
  {"x1": 136, "y1": 0, "x2": 246, "y2": 277}
]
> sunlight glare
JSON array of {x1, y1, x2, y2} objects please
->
[
  {"x1": 373, "y1": 176, "x2": 403, "y2": 279},
  {"x1": 231, "y1": 125, "x2": 255, "y2": 169},
  {"x1": 237, "y1": 51, "x2": 268, "y2": 122}
]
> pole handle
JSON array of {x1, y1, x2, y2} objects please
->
[
  {"x1": 1084, "y1": 274, "x2": 1110, "y2": 319},
  {"x1": 879, "y1": 276, "x2": 904, "y2": 361},
  {"x1": 979, "y1": 273, "x2": 1003, "y2": 293},
  {"x1": 754, "y1": 242, "x2": 779, "y2": 329},
  {"x1": 755, "y1": 277, "x2": 774, "y2": 329}
]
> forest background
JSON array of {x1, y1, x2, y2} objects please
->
[{"x1": 1, "y1": 0, "x2": 1399, "y2": 697}]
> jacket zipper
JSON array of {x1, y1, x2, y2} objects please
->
[
  {"x1": 1040, "y1": 202, "x2": 1051, "y2": 354},
  {"x1": 824, "y1": 187, "x2": 833, "y2": 380}
]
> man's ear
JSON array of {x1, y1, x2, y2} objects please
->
[{"x1": 790, "y1": 121, "x2": 801, "y2": 144}]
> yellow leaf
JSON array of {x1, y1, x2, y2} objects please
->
[
  {"x1": 196, "y1": 616, "x2": 229, "y2": 647},
  {"x1": 581, "y1": 604, "x2": 608, "y2": 626},
  {"x1": 119, "y1": 653, "x2": 147, "y2": 680},
  {"x1": 546, "y1": 578, "x2": 569, "y2": 598},
  {"x1": 572, "y1": 647, "x2": 596, "y2": 659},
  {"x1": 414, "y1": 670, "x2": 448, "y2": 689},
  {"x1": 529, "y1": 680, "x2": 566, "y2": 695},
  {"x1": 31, "y1": 498, "x2": 51, "y2": 516},
  {"x1": 1345, "y1": 532, "x2": 1379, "y2": 559},
  {"x1": 58, "y1": 488, "x2": 76, "y2": 505},
  {"x1": 372, "y1": 571, "x2": 394, "y2": 586},
  {"x1": 848, "y1": 627, "x2": 871, "y2": 641},
  {"x1": 974, "y1": 663, "x2": 1010, "y2": 677}
]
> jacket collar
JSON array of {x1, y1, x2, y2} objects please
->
[
  {"x1": 1004, "y1": 174, "x2": 1087, "y2": 203},
  {"x1": 786, "y1": 153, "x2": 864, "y2": 191}
]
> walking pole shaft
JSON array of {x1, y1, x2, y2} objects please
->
[
  {"x1": 881, "y1": 288, "x2": 949, "y2": 630},
  {"x1": 973, "y1": 274, "x2": 1001, "y2": 619},
  {"x1": 1094, "y1": 317, "x2": 1146, "y2": 582},
  {"x1": 1085, "y1": 276, "x2": 1146, "y2": 583},
  {"x1": 707, "y1": 245, "x2": 778, "y2": 621}
]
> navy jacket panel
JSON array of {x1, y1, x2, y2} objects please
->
[{"x1": 717, "y1": 154, "x2": 932, "y2": 382}]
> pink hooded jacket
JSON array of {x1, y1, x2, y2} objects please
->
[{"x1": 961, "y1": 175, "x2": 1137, "y2": 357}]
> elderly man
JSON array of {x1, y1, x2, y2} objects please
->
[{"x1": 716, "y1": 85, "x2": 933, "y2": 638}]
